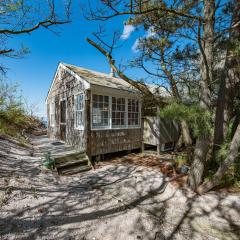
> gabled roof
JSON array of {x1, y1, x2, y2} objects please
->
[{"x1": 63, "y1": 63, "x2": 139, "y2": 93}]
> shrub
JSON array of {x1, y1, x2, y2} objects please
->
[{"x1": 0, "y1": 79, "x2": 43, "y2": 140}]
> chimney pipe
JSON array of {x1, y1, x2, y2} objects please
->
[{"x1": 109, "y1": 60, "x2": 116, "y2": 77}]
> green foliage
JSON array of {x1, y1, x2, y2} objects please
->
[
  {"x1": 0, "y1": 79, "x2": 42, "y2": 139},
  {"x1": 42, "y1": 152, "x2": 55, "y2": 170},
  {"x1": 31, "y1": 187, "x2": 38, "y2": 199},
  {"x1": 159, "y1": 102, "x2": 213, "y2": 138},
  {"x1": 0, "y1": 186, "x2": 12, "y2": 207},
  {"x1": 234, "y1": 40, "x2": 240, "y2": 56},
  {"x1": 175, "y1": 153, "x2": 188, "y2": 166},
  {"x1": 216, "y1": 121, "x2": 234, "y2": 163},
  {"x1": 215, "y1": 122, "x2": 240, "y2": 188}
]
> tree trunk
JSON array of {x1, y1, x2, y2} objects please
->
[
  {"x1": 188, "y1": 0, "x2": 215, "y2": 190},
  {"x1": 198, "y1": 2, "x2": 240, "y2": 193},
  {"x1": 213, "y1": 73, "x2": 230, "y2": 149},
  {"x1": 176, "y1": 120, "x2": 192, "y2": 150},
  {"x1": 197, "y1": 122, "x2": 240, "y2": 194},
  {"x1": 181, "y1": 120, "x2": 192, "y2": 146},
  {"x1": 213, "y1": 1, "x2": 239, "y2": 150}
]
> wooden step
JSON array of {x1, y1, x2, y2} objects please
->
[
  {"x1": 56, "y1": 158, "x2": 89, "y2": 169},
  {"x1": 54, "y1": 152, "x2": 86, "y2": 164},
  {"x1": 58, "y1": 165, "x2": 92, "y2": 175}
]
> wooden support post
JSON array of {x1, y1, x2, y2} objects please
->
[
  {"x1": 141, "y1": 116, "x2": 144, "y2": 153},
  {"x1": 86, "y1": 90, "x2": 94, "y2": 168},
  {"x1": 141, "y1": 142, "x2": 145, "y2": 153},
  {"x1": 96, "y1": 155, "x2": 101, "y2": 163},
  {"x1": 157, "y1": 144, "x2": 161, "y2": 155}
]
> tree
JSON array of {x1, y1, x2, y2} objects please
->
[
  {"x1": 127, "y1": 8, "x2": 196, "y2": 147},
  {"x1": 85, "y1": 0, "x2": 239, "y2": 191},
  {"x1": 198, "y1": 2, "x2": 240, "y2": 193},
  {"x1": 0, "y1": 0, "x2": 71, "y2": 74},
  {"x1": 198, "y1": 122, "x2": 240, "y2": 194}
]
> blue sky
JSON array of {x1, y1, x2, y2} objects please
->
[{"x1": 1, "y1": 1, "x2": 146, "y2": 118}]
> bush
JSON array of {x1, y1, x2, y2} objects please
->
[
  {"x1": 0, "y1": 79, "x2": 43, "y2": 140},
  {"x1": 159, "y1": 101, "x2": 213, "y2": 138}
]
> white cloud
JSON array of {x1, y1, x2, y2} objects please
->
[
  {"x1": 146, "y1": 26, "x2": 156, "y2": 38},
  {"x1": 120, "y1": 25, "x2": 135, "y2": 40},
  {"x1": 131, "y1": 38, "x2": 140, "y2": 52},
  {"x1": 131, "y1": 26, "x2": 156, "y2": 53}
]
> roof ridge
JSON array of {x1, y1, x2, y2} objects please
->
[{"x1": 61, "y1": 62, "x2": 120, "y2": 80}]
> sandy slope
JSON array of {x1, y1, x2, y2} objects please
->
[{"x1": 0, "y1": 135, "x2": 239, "y2": 240}]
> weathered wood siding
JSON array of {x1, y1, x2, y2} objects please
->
[
  {"x1": 143, "y1": 116, "x2": 179, "y2": 146},
  {"x1": 47, "y1": 68, "x2": 86, "y2": 151},
  {"x1": 47, "y1": 65, "x2": 143, "y2": 156},
  {"x1": 90, "y1": 128, "x2": 142, "y2": 156}
]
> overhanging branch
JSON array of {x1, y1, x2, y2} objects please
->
[
  {"x1": 0, "y1": 20, "x2": 70, "y2": 35},
  {"x1": 0, "y1": 49, "x2": 14, "y2": 55},
  {"x1": 87, "y1": 1, "x2": 202, "y2": 22},
  {"x1": 86, "y1": 37, "x2": 159, "y2": 101}
]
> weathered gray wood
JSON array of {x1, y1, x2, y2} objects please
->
[
  {"x1": 90, "y1": 128, "x2": 142, "y2": 156},
  {"x1": 85, "y1": 90, "x2": 92, "y2": 159},
  {"x1": 143, "y1": 116, "x2": 179, "y2": 148},
  {"x1": 47, "y1": 66, "x2": 142, "y2": 159},
  {"x1": 157, "y1": 144, "x2": 161, "y2": 155},
  {"x1": 47, "y1": 69, "x2": 86, "y2": 152}
]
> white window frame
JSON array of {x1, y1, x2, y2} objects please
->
[
  {"x1": 92, "y1": 94, "x2": 110, "y2": 129},
  {"x1": 128, "y1": 99, "x2": 140, "y2": 127},
  {"x1": 49, "y1": 99, "x2": 55, "y2": 127},
  {"x1": 74, "y1": 93, "x2": 85, "y2": 130},
  {"x1": 91, "y1": 93, "x2": 141, "y2": 130},
  {"x1": 112, "y1": 96, "x2": 126, "y2": 128}
]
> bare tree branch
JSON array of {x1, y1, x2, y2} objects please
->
[
  {"x1": 0, "y1": 49, "x2": 13, "y2": 55},
  {"x1": 0, "y1": 20, "x2": 70, "y2": 35},
  {"x1": 86, "y1": 37, "x2": 159, "y2": 100},
  {"x1": 86, "y1": 0, "x2": 203, "y2": 22}
]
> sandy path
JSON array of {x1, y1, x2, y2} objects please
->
[{"x1": 0, "y1": 135, "x2": 240, "y2": 240}]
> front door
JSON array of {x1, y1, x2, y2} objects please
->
[{"x1": 60, "y1": 99, "x2": 66, "y2": 141}]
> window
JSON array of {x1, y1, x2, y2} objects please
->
[
  {"x1": 50, "y1": 99, "x2": 55, "y2": 126},
  {"x1": 91, "y1": 94, "x2": 140, "y2": 129},
  {"x1": 92, "y1": 94, "x2": 109, "y2": 128},
  {"x1": 128, "y1": 99, "x2": 140, "y2": 126},
  {"x1": 112, "y1": 97, "x2": 126, "y2": 127},
  {"x1": 75, "y1": 94, "x2": 84, "y2": 129}
]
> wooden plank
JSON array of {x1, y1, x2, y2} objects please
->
[
  {"x1": 90, "y1": 128, "x2": 142, "y2": 156},
  {"x1": 85, "y1": 90, "x2": 92, "y2": 160}
]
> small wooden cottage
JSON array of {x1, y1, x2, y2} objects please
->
[{"x1": 46, "y1": 62, "x2": 143, "y2": 162}]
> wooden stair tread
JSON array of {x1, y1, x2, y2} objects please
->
[
  {"x1": 59, "y1": 165, "x2": 92, "y2": 175},
  {"x1": 54, "y1": 152, "x2": 86, "y2": 163},
  {"x1": 56, "y1": 158, "x2": 89, "y2": 169}
]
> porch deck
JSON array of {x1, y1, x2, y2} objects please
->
[{"x1": 32, "y1": 135, "x2": 91, "y2": 174}]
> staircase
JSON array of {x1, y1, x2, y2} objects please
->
[{"x1": 53, "y1": 151, "x2": 92, "y2": 175}]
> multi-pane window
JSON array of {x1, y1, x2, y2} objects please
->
[
  {"x1": 50, "y1": 99, "x2": 55, "y2": 126},
  {"x1": 92, "y1": 94, "x2": 109, "y2": 128},
  {"x1": 112, "y1": 97, "x2": 126, "y2": 127},
  {"x1": 128, "y1": 99, "x2": 140, "y2": 126},
  {"x1": 75, "y1": 94, "x2": 84, "y2": 129}
]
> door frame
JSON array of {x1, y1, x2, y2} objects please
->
[{"x1": 60, "y1": 97, "x2": 67, "y2": 141}]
